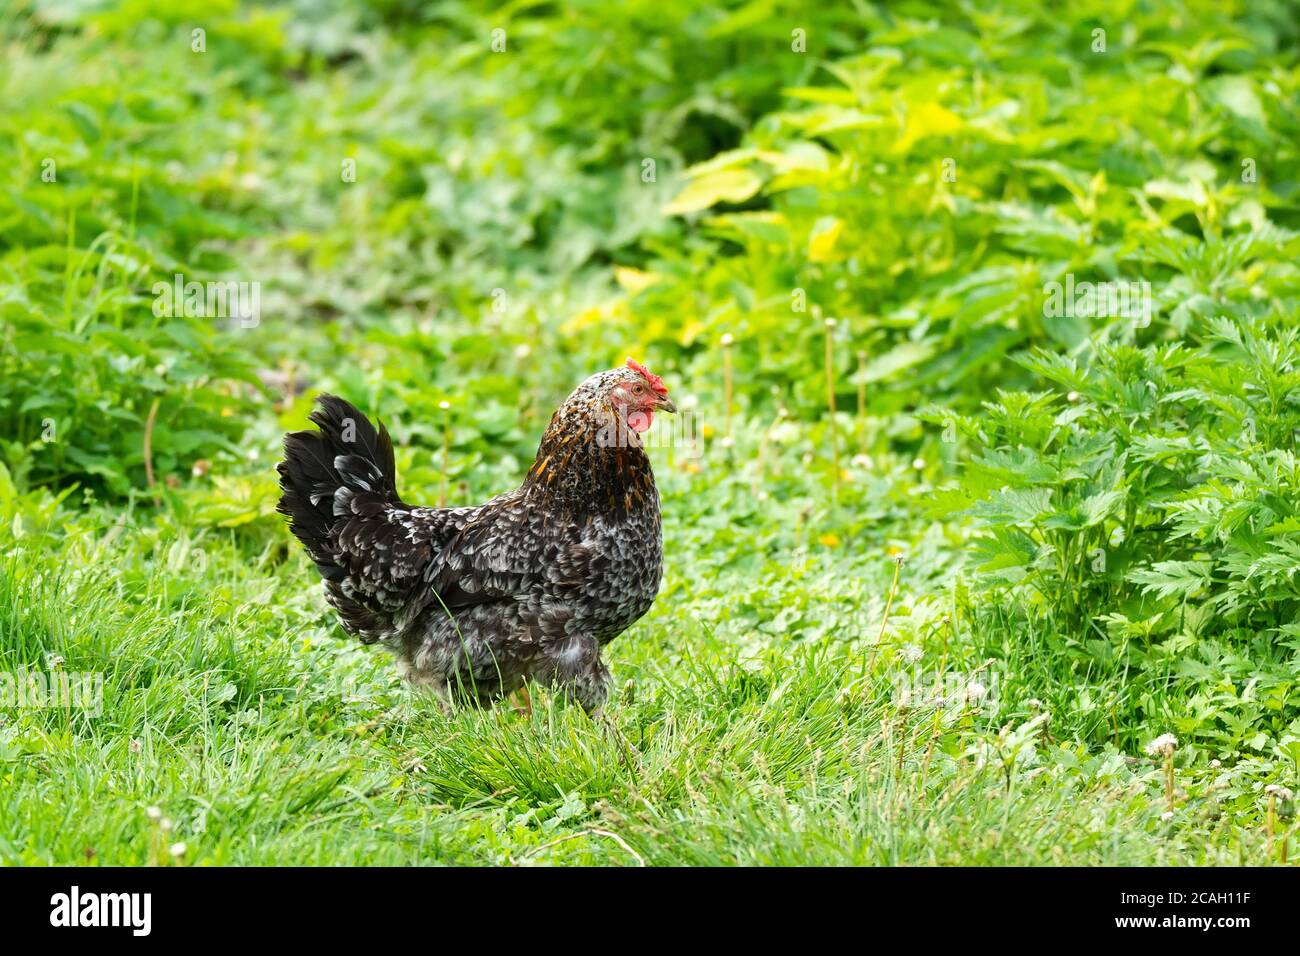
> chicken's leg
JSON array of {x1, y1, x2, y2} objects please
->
[{"x1": 512, "y1": 685, "x2": 534, "y2": 716}]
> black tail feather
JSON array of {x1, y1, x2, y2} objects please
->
[{"x1": 276, "y1": 394, "x2": 399, "y2": 584}]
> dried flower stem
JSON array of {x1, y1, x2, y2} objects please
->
[
  {"x1": 867, "y1": 555, "x2": 904, "y2": 674},
  {"x1": 721, "y1": 333, "x2": 734, "y2": 443},
  {"x1": 896, "y1": 716, "x2": 911, "y2": 780},
  {"x1": 754, "y1": 406, "x2": 785, "y2": 498},
  {"x1": 856, "y1": 349, "x2": 867, "y2": 444},
  {"x1": 143, "y1": 396, "x2": 161, "y2": 502},
  {"x1": 919, "y1": 712, "x2": 943, "y2": 796},
  {"x1": 824, "y1": 319, "x2": 838, "y2": 502},
  {"x1": 1164, "y1": 751, "x2": 1175, "y2": 813},
  {"x1": 439, "y1": 401, "x2": 451, "y2": 508},
  {"x1": 513, "y1": 828, "x2": 644, "y2": 867},
  {"x1": 1266, "y1": 791, "x2": 1275, "y2": 860},
  {"x1": 934, "y1": 614, "x2": 952, "y2": 702}
]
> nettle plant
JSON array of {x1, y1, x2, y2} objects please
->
[
  {"x1": 929, "y1": 343, "x2": 1189, "y2": 622},
  {"x1": 930, "y1": 303, "x2": 1300, "y2": 744}
]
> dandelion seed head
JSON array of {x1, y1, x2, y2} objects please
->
[{"x1": 1144, "y1": 733, "x2": 1178, "y2": 757}]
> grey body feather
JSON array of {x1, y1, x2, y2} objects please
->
[{"x1": 276, "y1": 369, "x2": 665, "y2": 712}]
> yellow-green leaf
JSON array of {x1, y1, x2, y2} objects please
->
[
  {"x1": 614, "y1": 267, "x2": 665, "y2": 293},
  {"x1": 892, "y1": 102, "x2": 964, "y2": 154},
  {"x1": 808, "y1": 217, "x2": 843, "y2": 262},
  {"x1": 663, "y1": 169, "x2": 763, "y2": 216}
]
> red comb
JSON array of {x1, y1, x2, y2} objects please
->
[{"x1": 626, "y1": 358, "x2": 668, "y2": 395}]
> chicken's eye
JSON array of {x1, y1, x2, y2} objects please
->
[{"x1": 633, "y1": 383, "x2": 645, "y2": 393}]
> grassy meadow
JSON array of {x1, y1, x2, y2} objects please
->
[{"x1": 1, "y1": 0, "x2": 1298, "y2": 865}]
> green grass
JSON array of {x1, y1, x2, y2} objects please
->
[
  {"x1": 0, "y1": 454, "x2": 1279, "y2": 865},
  {"x1": 2, "y1": 0, "x2": 1298, "y2": 865}
]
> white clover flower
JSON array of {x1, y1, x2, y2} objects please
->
[
  {"x1": 47, "y1": 654, "x2": 65, "y2": 669},
  {"x1": 1209, "y1": 759, "x2": 1221, "y2": 769},
  {"x1": 964, "y1": 682, "x2": 988, "y2": 705},
  {"x1": 1144, "y1": 734, "x2": 1178, "y2": 757},
  {"x1": 145, "y1": 806, "x2": 162, "y2": 822},
  {"x1": 1160, "y1": 810, "x2": 1175, "y2": 822},
  {"x1": 901, "y1": 644, "x2": 923, "y2": 663},
  {"x1": 1264, "y1": 785, "x2": 1294, "y2": 801},
  {"x1": 160, "y1": 818, "x2": 174, "y2": 833},
  {"x1": 169, "y1": 842, "x2": 187, "y2": 858}
]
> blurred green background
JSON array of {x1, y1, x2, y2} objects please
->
[{"x1": 1, "y1": 0, "x2": 1299, "y2": 864}]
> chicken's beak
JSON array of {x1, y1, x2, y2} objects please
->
[{"x1": 655, "y1": 394, "x2": 677, "y2": 414}]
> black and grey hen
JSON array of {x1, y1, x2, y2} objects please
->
[{"x1": 276, "y1": 360, "x2": 676, "y2": 713}]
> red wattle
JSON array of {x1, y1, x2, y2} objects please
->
[{"x1": 628, "y1": 410, "x2": 654, "y2": 433}]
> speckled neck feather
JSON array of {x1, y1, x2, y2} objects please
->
[{"x1": 524, "y1": 370, "x2": 657, "y2": 517}]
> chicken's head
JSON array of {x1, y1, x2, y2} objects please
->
[
  {"x1": 609, "y1": 358, "x2": 677, "y2": 433},
  {"x1": 531, "y1": 359, "x2": 678, "y2": 493}
]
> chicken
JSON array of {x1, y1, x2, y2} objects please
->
[{"x1": 276, "y1": 359, "x2": 676, "y2": 713}]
